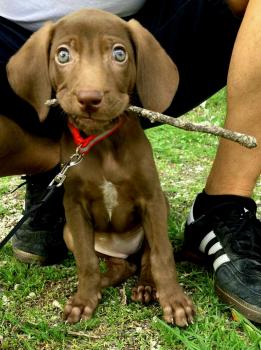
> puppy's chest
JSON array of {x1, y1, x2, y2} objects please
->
[
  {"x1": 81, "y1": 153, "x2": 139, "y2": 228},
  {"x1": 92, "y1": 175, "x2": 138, "y2": 227},
  {"x1": 99, "y1": 178, "x2": 119, "y2": 220}
]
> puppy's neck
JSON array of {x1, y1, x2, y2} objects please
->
[{"x1": 67, "y1": 115, "x2": 126, "y2": 155}]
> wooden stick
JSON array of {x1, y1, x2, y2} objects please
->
[
  {"x1": 128, "y1": 106, "x2": 257, "y2": 149},
  {"x1": 45, "y1": 99, "x2": 257, "y2": 149}
]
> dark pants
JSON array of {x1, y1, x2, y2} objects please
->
[{"x1": 0, "y1": 0, "x2": 241, "y2": 135}]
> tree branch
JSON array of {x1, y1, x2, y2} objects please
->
[
  {"x1": 128, "y1": 106, "x2": 257, "y2": 149},
  {"x1": 45, "y1": 99, "x2": 257, "y2": 149}
]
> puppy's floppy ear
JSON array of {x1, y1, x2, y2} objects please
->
[
  {"x1": 127, "y1": 19, "x2": 179, "y2": 113},
  {"x1": 7, "y1": 22, "x2": 54, "y2": 121}
]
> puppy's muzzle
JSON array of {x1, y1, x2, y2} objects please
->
[{"x1": 76, "y1": 89, "x2": 104, "y2": 113}]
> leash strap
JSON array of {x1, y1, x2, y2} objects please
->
[{"x1": 0, "y1": 185, "x2": 57, "y2": 250}]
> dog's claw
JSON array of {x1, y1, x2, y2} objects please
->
[
  {"x1": 131, "y1": 284, "x2": 157, "y2": 304},
  {"x1": 64, "y1": 293, "x2": 100, "y2": 323},
  {"x1": 160, "y1": 292, "x2": 195, "y2": 328}
]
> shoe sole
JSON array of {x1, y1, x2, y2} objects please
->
[
  {"x1": 215, "y1": 283, "x2": 261, "y2": 324},
  {"x1": 13, "y1": 247, "x2": 47, "y2": 265}
]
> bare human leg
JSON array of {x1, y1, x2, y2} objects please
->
[
  {"x1": 0, "y1": 115, "x2": 66, "y2": 264},
  {"x1": 0, "y1": 115, "x2": 60, "y2": 176},
  {"x1": 183, "y1": 0, "x2": 261, "y2": 324},
  {"x1": 206, "y1": 0, "x2": 261, "y2": 196}
]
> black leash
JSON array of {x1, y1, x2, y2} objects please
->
[
  {"x1": 0, "y1": 148, "x2": 84, "y2": 250},
  {"x1": 0, "y1": 185, "x2": 58, "y2": 250}
]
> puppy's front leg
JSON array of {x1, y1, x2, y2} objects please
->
[
  {"x1": 63, "y1": 199, "x2": 101, "y2": 324},
  {"x1": 141, "y1": 191, "x2": 195, "y2": 327}
]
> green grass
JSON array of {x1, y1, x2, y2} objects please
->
[{"x1": 0, "y1": 89, "x2": 260, "y2": 349}]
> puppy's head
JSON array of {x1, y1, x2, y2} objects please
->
[{"x1": 7, "y1": 9, "x2": 179, "y2": 132}]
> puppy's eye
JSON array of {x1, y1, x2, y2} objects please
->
[
  {"x1": 56, "y1": 47, "x2": 71, "y2": 64},
  {"x1": 112, "y1": 45, "x2": 127, "y2": 63}
]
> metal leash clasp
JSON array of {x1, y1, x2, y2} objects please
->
[{"x1": 48, "y1": 146, "x2": 84, "y2": 188}]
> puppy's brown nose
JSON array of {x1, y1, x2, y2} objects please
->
[{"x1": 76, "y1": 90, "x2": 104, "y2": 111}]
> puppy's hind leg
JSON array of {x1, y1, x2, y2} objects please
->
[
  {"x1": 131, "y1": 241, "x2": 157, "y2": 304},
  {"x1": 64, "y1": 226, "x2": 136, "y2": 288},
  {"x1": 100, "y1": 256, "x2": 137, "y2": 288}
]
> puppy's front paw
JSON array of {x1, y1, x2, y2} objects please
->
[
  {"x1": 64, "y1": 292, "x2": 101, "y2": 324},
  {"x1": 159, "y1": 291, "x2": 195, "y2": 327}
]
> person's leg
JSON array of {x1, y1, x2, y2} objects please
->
[
  {"x1": 0, "y1": 113, "x2": 68, "y2": 264},
  {"x1": 0, "y1": 17, "x2": 67, "y2": 264},
  {"x1": 136, "y1": 0, "x2": 260, "y2": 195},
  {"x1": 0, "y1": 115, "x2": 60, "y2": 176},
  {"x1": 206, "y1": 0, "x2": 261, "y2": 197},
  {"x1": 182, "y1": 0, "x2": 261, "y2": 323},
  {"x1": 185, "y1": 0, "x2": 261, "y2": 323},
  {"x1": 136, "y1": 0, "x2": 261, "y2": 323},
  {"x1": 0, "y1": 114, "x2": 67, "y2": 264},
  {"x1": 0, "y1": 116, "x2": 67, "y2": 264}
]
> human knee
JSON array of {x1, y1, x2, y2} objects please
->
[{"x1": 0, "y1": 115, "x2": 27, "y2": 157}]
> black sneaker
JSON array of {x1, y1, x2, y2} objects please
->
[
  {"x1": 181, "y1": 191, "x2": 261, "y2": 323},
  {"x1": 12, "y1": 165, "x2": 67, "y2": 264}
]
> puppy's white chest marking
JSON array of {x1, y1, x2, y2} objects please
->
[{"x1": 100, "y1": 179, "x2": 118, "y2": 220}]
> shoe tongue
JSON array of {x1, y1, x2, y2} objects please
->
[{"x1": 194, "y1": 192, "x2": 257, "y2": 219}]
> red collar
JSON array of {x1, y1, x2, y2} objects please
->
[{"x1": 67, "y1": 117, "x2": 124, "y2": 155}]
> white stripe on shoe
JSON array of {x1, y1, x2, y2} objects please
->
[
  {"x1": 213, "y1": 254, "x2": 230, "y2": 271},
  {"x1": 199, "y1": 230, "x2": 230, "y2": 271},
  {"x1": 187, "y1": 201, "x2": 231, "y2": 271},
  {"x1": 208, "y1": 242, "x2": 223, "y2": 255},
  {"x1": 187, "y1": 201, "x2": 196, "y2": 225},
  {"x1": 199, "y1": 230, "x2": 216, "y2": 253}
]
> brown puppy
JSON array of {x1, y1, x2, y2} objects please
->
[{"x1": 7, "y1": 9, "x2": 194, "y2": 327}]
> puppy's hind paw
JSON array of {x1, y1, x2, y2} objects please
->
[{"x1": 131, "y1": 284, "x2": 157, "y2": 304}]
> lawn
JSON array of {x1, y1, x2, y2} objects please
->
[{"x1": 0, "y1": 89, "x2": 260, "y2": 349}]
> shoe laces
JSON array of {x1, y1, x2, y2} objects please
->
[
  {"x1": 229, "y1": 207, "x2": 261, "y2": 260},
  {"x1": 212, "y1": 202, "x2": 261, "y2": 261}
]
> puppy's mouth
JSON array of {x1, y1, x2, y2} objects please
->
[{"x1": 68, "y1": 114, "x2": 121, "y2": 135}]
